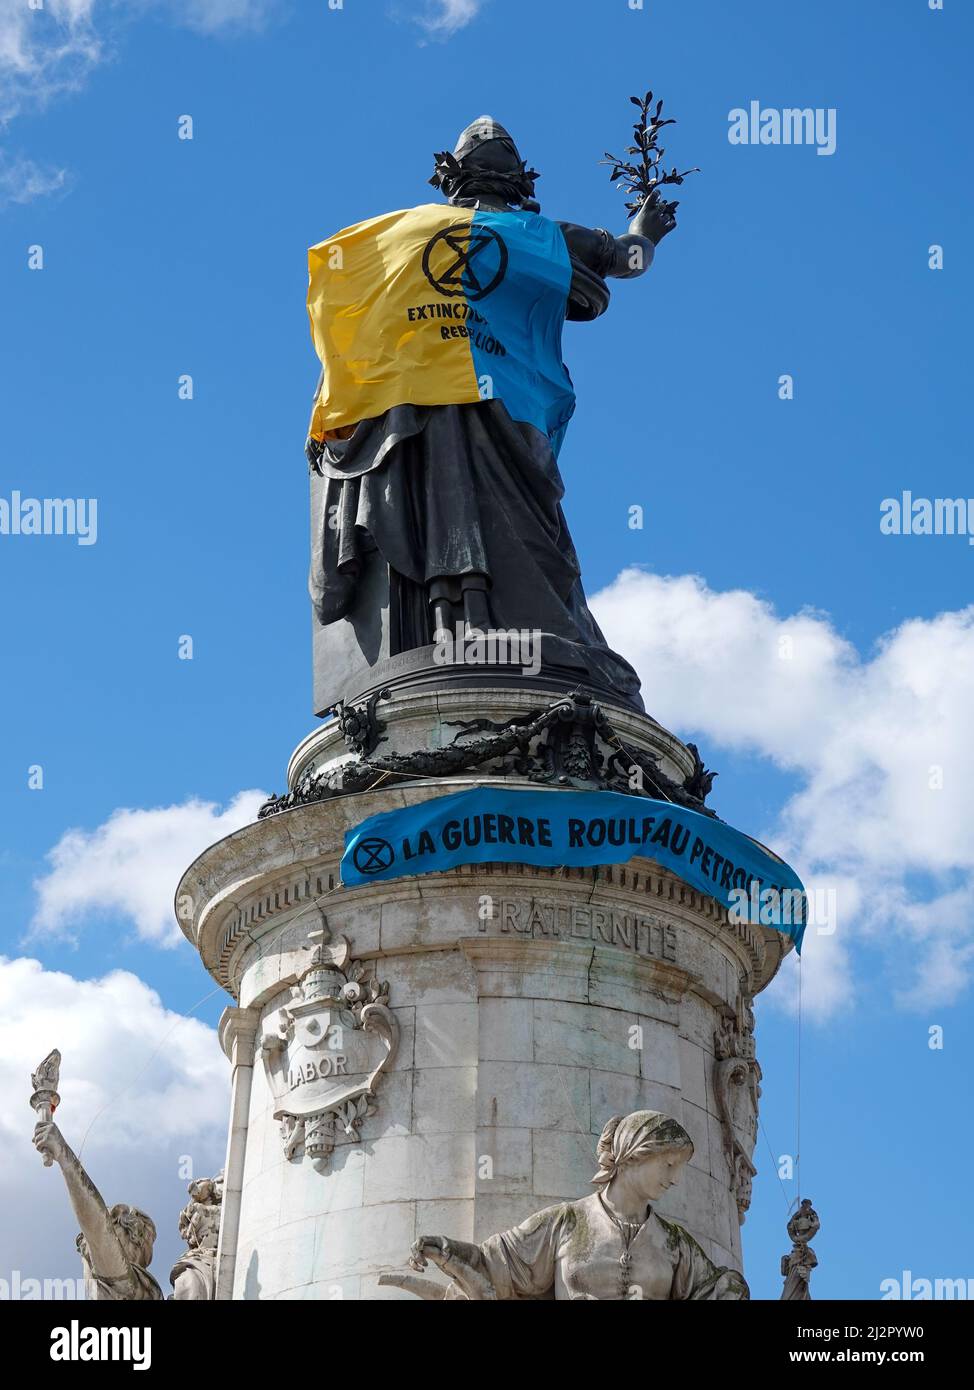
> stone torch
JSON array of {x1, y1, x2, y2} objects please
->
[{"x1": 30, "y1": 1049, "x2": 61, "y2": 1166}]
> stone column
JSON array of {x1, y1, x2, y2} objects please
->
[
  {"x1": 215, "y1": 1008, "x2": 259, "y2": 1301},
  {"x1": 178, "y1": 688, "x2": 787, "y2": 1299}
]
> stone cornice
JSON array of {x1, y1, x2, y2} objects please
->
[{"x1": 176, "y1": 784, "x2": 789, "y2": 1003}]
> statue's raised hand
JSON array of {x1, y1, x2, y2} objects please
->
[
  {"x1": 33, "y1": 1120, "x2": 67, "y2": 1166},
  {"x1": 631, "y1": 190, "x2": 678, "y2": 246}
]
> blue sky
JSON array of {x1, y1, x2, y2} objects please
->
[{"x1": 1, "y1": 0, "x2": 972, "y2": 1299}]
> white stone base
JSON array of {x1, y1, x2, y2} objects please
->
[{"x1": 177, "y1": 694, "x2": 788, "y2": 1300}]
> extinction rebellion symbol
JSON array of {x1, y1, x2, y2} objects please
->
[
  {"x1": 422, "y1": 224, "x2": 509, "y2": 300},
  {"x1": 352, "y1": 837, "x2": 395, "y2": 875}
]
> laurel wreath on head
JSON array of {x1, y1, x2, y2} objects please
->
[{"x1": 429, "y1": 148, "x2": 540, "y2": 208}]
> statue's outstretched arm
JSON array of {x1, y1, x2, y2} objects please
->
[
  {"x1": 33, "y1": 1121, "x2": 130, "y2": 1282},
  {"x1": 560, "y1": 188, "x2": 677, "y2": 285},
  {"x1": 408, "y1": 1235, "x2": 497, "y2": 1300}
]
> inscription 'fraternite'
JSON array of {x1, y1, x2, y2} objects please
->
[{"x1": 480, "y1": 899, "x2": 678, "y2": 962}]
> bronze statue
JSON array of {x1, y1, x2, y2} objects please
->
[{"x1": 306, "y1": 102, "x2": 696, "y2": 714}]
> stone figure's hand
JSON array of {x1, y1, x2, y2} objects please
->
[
  {"x1": 409, "y1": 1236, "x2": 451, "y2": 1272},
  {"x1": 632, "y1": 190, "x2": 678, "y2": 246},
  {"x1": 33, "y1": 1120, "x2": 67, "y2": 1166}
]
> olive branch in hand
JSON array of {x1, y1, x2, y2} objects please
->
[{"x1": 601, "y1": 90, "x2": 700, "y2": 219}]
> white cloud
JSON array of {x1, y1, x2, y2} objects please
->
[
  {"x1": 0, "y1": 0, "x2": 102, "y2": 125},
  {"x1": 30, "y1": 790, "x2": 266, "y2": 946},
  {"x1": 0, "y1": 956, "x2": 227, "y2": 1287},
  {"x1": 28, "y1": 571, "x2": 974, "y2": 1018},
  {"x1": 133, "y1": 0, "x2": 272, "y2": 37},
  {"x1": 23, "y1": 568, "x2": 972, "y2": 1020},
  {"x1": 408, "y1": 0, "x2": 482, "y2": 39},
  {"x1": 0, "y1": 0, "x2": 269, "y2": 204},
  {"x1": 0, "y1": 152, "x2": 68, "y2": 205},
  {"x1": 591, "y1": 569, "x2": 974, "y2": 1017},
  {"x1": 0, "y1": 0, "x2": 268, "y2": 121}
]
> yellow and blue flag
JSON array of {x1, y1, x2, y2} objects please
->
[{"x1": 307, "y1": 203, "x2": 576, "y2": 450}]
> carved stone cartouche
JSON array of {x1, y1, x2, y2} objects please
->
[{"x1": 259, "y1": 924, "x2": 399, "y2": 1168}]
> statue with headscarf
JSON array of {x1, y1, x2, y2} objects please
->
[
  {"x1": 169, "y1": 1173, "x2": 224, "y2": 1300},
  {"x1": 379, "y1": 1110, "x2": 749, "y2": 1301},
  {"x1": 306, "y1": 117, "x2": 680, "y2": 711}
]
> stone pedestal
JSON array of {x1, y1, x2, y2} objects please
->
[{"x1": 176, "y1": 687, "x2": 789, "y2": 1300}]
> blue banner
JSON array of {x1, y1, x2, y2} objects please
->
[{"x1": 341, "y1": 787, "x2": 806, "y2": 951}]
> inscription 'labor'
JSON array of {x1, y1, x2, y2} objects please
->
[{"x1": 288, "y1": 1055, "x2": 349, "y2": 1090}]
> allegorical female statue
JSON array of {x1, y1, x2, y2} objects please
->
[
  {"x1": 31, "y1": 1050, "x2": 222, "y2": 1300},
  {"x1": 780, "y1": 1198, "x2": 820, "y2": 1300},
  {"x1": 33, "y1": 1119, "x2": 163, "y2": 1300},
  {"x1": 306, "y1": 111, "x2": 687, "y2": 708},
  {"x1": 170, "y1": 1173, "x2": 224, "y2": 1300},
  {"x1": 381, "y1": 1111, "x2": 749, "y2": 1301}
]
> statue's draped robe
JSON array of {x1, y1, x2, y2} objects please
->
[
  {"x1": 308, "y1": 208, "x2": 643, "y2": 707},
  {"x1": 478, "y1": 1194, "x2": 748, "y2": 1301},
  {"x1": 82, "y1": 1258, "x2": 163, "y2": 1301},
  {"x1": 781, "y1": 1245, "x2": 817, "y2": 1300},
  {"x1": 170, "y1": 1249, "x2": 217, "y2": 1301}
]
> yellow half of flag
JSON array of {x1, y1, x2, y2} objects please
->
[{"x1": 307, "y1": 202, "x2": 575, "y2": 446}]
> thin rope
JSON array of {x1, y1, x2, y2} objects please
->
[
  {"x1": 75, "y1": 980, "x2": 228, "y2": 1160},
  {"x1": 759, "y1": 1116, "x2": 793, "y2": 1211},
  {"x1": 73, "y1": 869, "x2": 368, "y2": 1157},
  {"x1": 796, "y1": 949, "x2": 803, "y2": 1207},
  {"x1": 758, "y1": 949, "x2": 805, "y2": 1219},
  {"x1": 605, "y1": 733, "x2": 679, "y2": 806}
]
